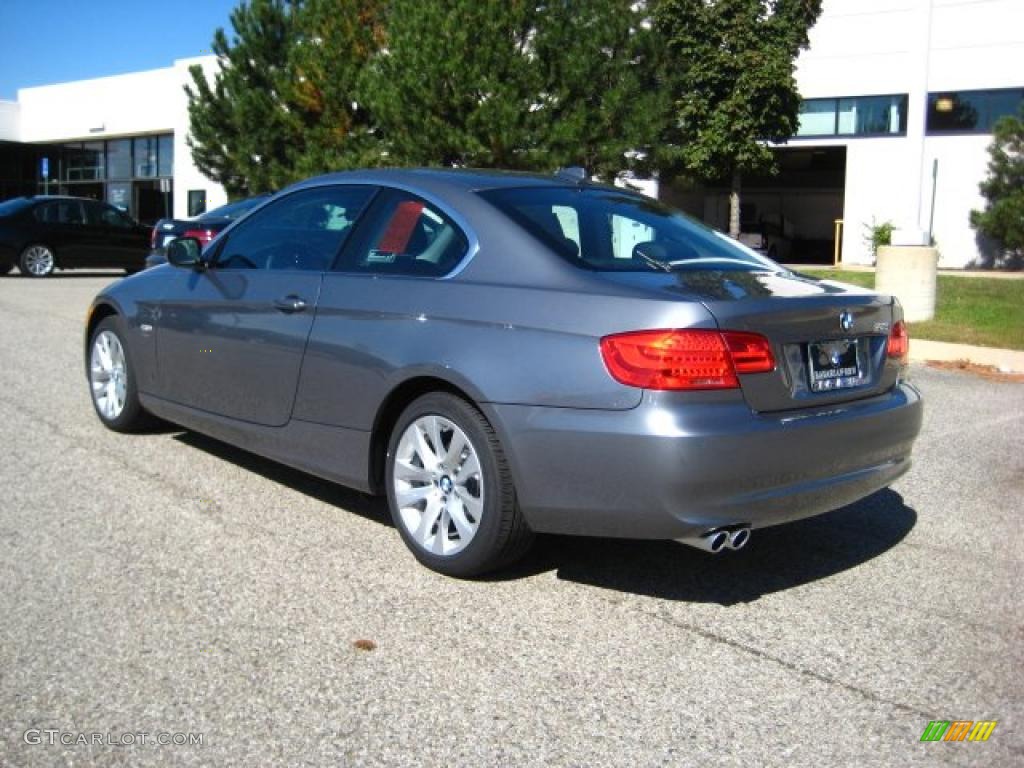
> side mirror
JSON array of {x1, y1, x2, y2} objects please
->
[{"x1": 167, "y1": 237, "x2": 203, "y2": 268}]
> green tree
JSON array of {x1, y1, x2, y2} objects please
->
[
  {"x1": 186, "y1": 0, "x2": 383, "y2": 196},
  {"x1": 185, "y1": 0, "x2": 304, "y2": 196},
  {"x1": 655, "y1": 0, "x2": 822, "y2": 236},
  {"x1": 970, "y1": 107, "x2": 1024, "y2": 267},
  {"x1": 530, "y1": 0, "x2": 671, "y2": 179},
  {"x1": 359, "y1": 0, "x2": 542, "y2": 169}
]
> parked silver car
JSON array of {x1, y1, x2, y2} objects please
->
[{"x1": 84, "y1": 169, "x2": 922, "y2": 576}]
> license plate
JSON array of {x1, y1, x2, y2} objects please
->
[{"x1": 808, "y1": 339, "x2": 863, "y2": 392}]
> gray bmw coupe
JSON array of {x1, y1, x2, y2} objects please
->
[{"x1": 85, "y1": 169, "x2": 922, "y2": 576}]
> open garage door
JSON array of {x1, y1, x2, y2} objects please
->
[{"x1": 665, "y1": 147, "x2": 847, "y2": 266}]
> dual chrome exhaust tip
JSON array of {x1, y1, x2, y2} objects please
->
[{"x1": 678, "y1": 526, "x2": 751, "y2": 554}]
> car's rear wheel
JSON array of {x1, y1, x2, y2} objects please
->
[
  {"x1": 20, "y1": 244, "x2": 55, "y2": 277},
  {"x1": 88, "y1": 317, "x2": 154, "y2": 432},
  {"x1": 386, "y1": 392, "x2": 533, "y2": 577}
]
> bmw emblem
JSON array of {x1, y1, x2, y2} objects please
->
[{"x1": 839, "y1": 310, "x2": 854, "y2": 332}]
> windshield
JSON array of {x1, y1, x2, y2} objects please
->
[
  {"x1": 480, "y1": 186, "x2": 779, "y2": 273},
  {"x1": 0, "y1": 197, "x2": 33, "y2": 217},
  {"x1": 198, "y1": 195, "x2": 268, "y2": 221}
]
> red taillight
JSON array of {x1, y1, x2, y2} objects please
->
[
  {"x1": 599, "y1": 329, "x2": 775, "y2": 390},
  {"x1": 149, "y1": 227, "x2": 159, "y2": 249},
  {"x1": 887, "y1": 320, "x2": 909, "y2": 362},
  {"x1": 183, "y1": 228, "x2": 215, "y2": 245}
]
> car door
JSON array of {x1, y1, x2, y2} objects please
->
[
  {"x1": 83, "y1": 201, "x2": 148, "y2": 268},
  {"x1": 153, "y1": 184, "x2": 375, "y2": 426},
  {"x1": 33, "y1": 200, "x2": 91, "y2": 266}
]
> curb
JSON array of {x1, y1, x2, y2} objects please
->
[{"x1": 910, "y1": 339, "x2": 1024, "y2": 374}]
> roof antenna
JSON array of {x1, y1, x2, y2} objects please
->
[{"x1": 555, "y1": 166, "x2": 588, "y2": 186}]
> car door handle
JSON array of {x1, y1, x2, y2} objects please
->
[{"x1": 273, "y1": 295, "x2": 308, "y2": 313}]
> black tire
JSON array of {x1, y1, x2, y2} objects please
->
[
  {"x1": 87, "y1": 316, "x2": 156, "y2": 432},
  {"x1": 385, "y1": 392, "x2": 533, "y2": 577},
  {"x1": 19, "y1": 243, "x2": 56, "y2": 277},
  {"x1": 0, "y1": 262, "x2": 12, "y2": 275}
]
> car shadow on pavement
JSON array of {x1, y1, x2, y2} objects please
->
[
  {"x1": 508, "y1": 489, "x2": 917, "y2": 605},
  {"x1": 170, "y1": 430, "x2": 915, "y2": 604},
  {"x1": 172, "y1": 431, "x2": 391, "y2": 527}
]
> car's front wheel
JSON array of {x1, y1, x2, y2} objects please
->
[
  {"x1": 88, "y1": 317, "x2": 154, "y2": 432},
  {"x1": 20, "y1": 244, "x2": 55, "y2": 277},
  {"x1": 386, "y1": 392, "x2": 533, "y2": 577}
]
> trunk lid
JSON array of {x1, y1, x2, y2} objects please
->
[{"x1": 595, "y1": 269, "x2": 902, "y2": 412}]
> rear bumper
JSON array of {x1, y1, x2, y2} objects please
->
[{"x1": 484, "y1": 382, "x2": 922, "y2": 539}]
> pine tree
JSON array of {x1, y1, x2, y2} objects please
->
[
  {"x1": 530, "y1": 0, "x2": 670, "y2": 180},
  {"x1": 359, "y1": 0, "x2": 543, "y2": 168},
  {"x1": 185, "y1": 0, "x2": 305, "y2": 196},
  {"x1": 970, "y1": 108, "x2": 1024, "y2": 267},
  {"x1": 655, "y1": 0, "x2": 822, "y2": 236}
]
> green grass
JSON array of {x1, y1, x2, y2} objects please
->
[{"x1": 801, "y1": 269, "x2": 1024, "y2": 350}]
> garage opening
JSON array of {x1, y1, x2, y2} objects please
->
[{"x1": 663, "y1": 146, "x2": 847, "y2": 266}]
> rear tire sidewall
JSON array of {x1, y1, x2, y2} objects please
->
[
  {"x1": 386, "y1": 393, "x2": 511, "y2": 577},
  {"x1": 20, "y1": 243, "x2": 55, "y2": 277},
  {"x1": 88, "y1": 317, "x2": 150, "y2": 432}
]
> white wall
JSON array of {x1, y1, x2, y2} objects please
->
[
  {"x1": 15, "y1": 57, "x2": 225, "y2": 218},
  {"x1": 790, "y1": 0, "x2": 1024, "y2": 267},
  {"x1": 0, "y1": 100, "x2": 20, "y2": 141}
]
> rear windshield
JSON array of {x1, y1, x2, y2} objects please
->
[
  {"x1": 0, "y1": 197, "x2": 33, "y2": 217},
  {"x1": 479, "y1": 186, "x2": 778, "y2": 273}
]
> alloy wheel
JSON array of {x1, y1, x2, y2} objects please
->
[
  {"x1": 22, "y1": 245, "x2": 54, "y2": 276},
  {"x1": 392, "y1": 415, "x2": 484, "y2": 557},
  {"x1": 90, "y1": 331, "x2": 128, "y2": 421}
]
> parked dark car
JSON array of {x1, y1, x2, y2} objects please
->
[
  {"x1": 0, "y1": 196, "x2": 150, "y2": 277},
  {"x1": 145, "y1": 194, "x2": 271, "y2": 268},
  {"x1": 84, "y1": 169, "x2": 922, "y2": 577}
]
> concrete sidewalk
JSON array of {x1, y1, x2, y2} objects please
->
[{"x1": 911, "y1": 338, "x2": 1024, "y2": 373}]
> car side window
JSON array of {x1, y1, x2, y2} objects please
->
[
  {"x1": 214, "y1": 186, "x2": 373, "y2": 271},
  {"x1": 35, "y1": 200, "x2": 85, "y2": 225},
  {"x1": 84, "y1": 201, "x2": 133, "y2": 229},
  {"x1": 337, "y1": 189, "x2": 469, "y2": 277}
]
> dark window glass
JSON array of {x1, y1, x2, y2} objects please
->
[
  {"x1": 337, "y1": 189, "x2": 469, "y2": 277},
  {"x1": 215, "y1": 185, "x2": 373, "y2": 271},
  {"x1": 35, "y1": 200, "x2": 86, "y2": 225},
  {"x1": 481, "y1": 187, "x2": 776, "y2": 273},
  {"x1": 64, "y1": 142, "x2": 104, "y2": 181},
  {"x1": 188, "y1": 190, "x2": 207, "y2": 217},
  {"x1": 927, "y1": 88, "x2": 1024, "y2": 133},
  {"x1": 84, "y1": 200, "x2": 134, "y2": 228},
  {"x1": 133, "y1": 136, "x2": 158, "y2": 178},
  {"x1": 797, "y1": 95, "x2": 907, "y2": 137},
  {"x1": 157, "y1": 134, "x2": 173, "y2": 177},
  {"x1": 106, "y1": 139, "x2": 131, "y2": 179}
]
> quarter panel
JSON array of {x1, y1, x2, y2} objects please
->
[{"x1": 293, "y1": 273, "x2": 717, "y2": 428}]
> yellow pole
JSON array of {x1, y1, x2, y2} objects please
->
[{"x1": 833, "y1": 219, "x2": 844, "y2": 267}]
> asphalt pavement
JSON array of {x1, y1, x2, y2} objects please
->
[{"x1": 1, "y1": 273, "x2": 1022, "y2": 767}]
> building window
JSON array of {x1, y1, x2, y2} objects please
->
[
  {"x1": 927, "y1": 88, "x2": 1024, "y2": 134},
  {"x1": 188, "y1": 190, "x2": 207, "y2": 217},
  {"x1": 134, "y1": 136, "x2": 158, "y2": 177},
  {"x1": 107, "y1": 139, "x2": 132, "y2": 179},
  {"x1": 797, "y1": 95, "x2": 908, "y2": 137},
  {"x1": 158, "y1": 134, "x2": 174, "y2": 177}
]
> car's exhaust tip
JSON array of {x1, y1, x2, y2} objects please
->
[
  {"x1": 726, "y1": 527, "x2": 750, "y2": 551},
  {"x1": 677, "y1": 525, "x2": 751, "y2": 554}
]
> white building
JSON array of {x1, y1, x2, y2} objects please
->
[
  {"x1": 1, "y1": 0, "x2": 1022, "y2": 266},
  {"x1": 678, "y1": 0, "x2": 1024, "y2": 267},
  {"x1": 0, "y1": 56, "x2": 227, "y2": 223}
]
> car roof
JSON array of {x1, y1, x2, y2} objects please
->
[
  {"x1": 22, "y1": 195, "x2": 106, "y2": 204},
  {"x1": 298, "y1": 167, "x2": 618, "y2": 193}
]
